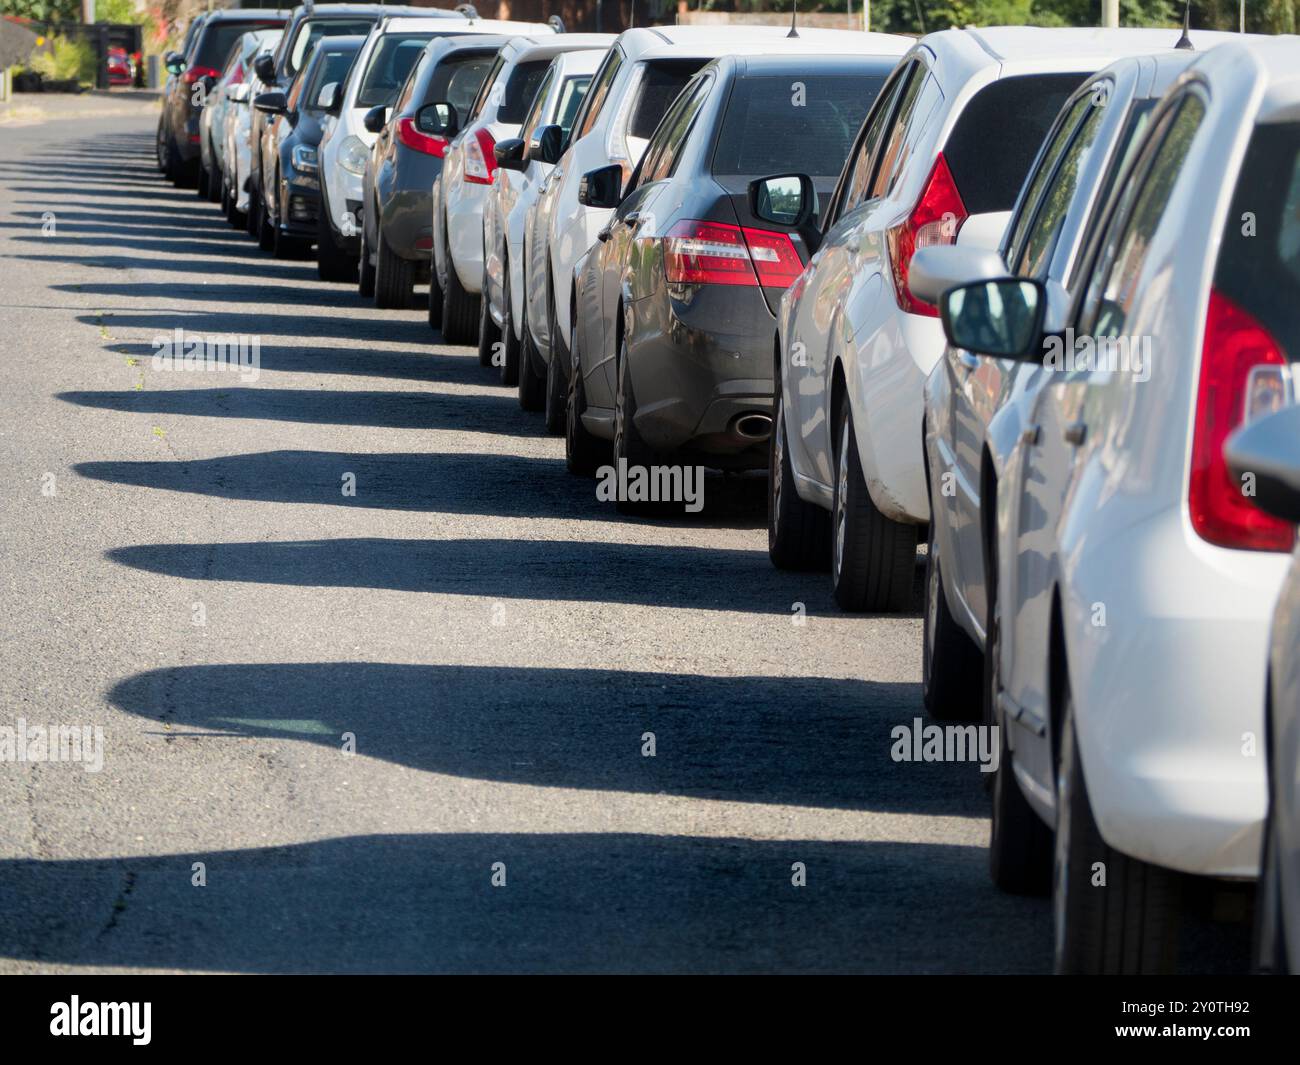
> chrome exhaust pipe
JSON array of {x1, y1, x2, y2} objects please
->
[{"x1": 732, "y1": 413, "x2": 773, "y2": 441}]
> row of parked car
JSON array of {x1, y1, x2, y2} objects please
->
[{"x1": 152, "y1": 5, "x2": 1298, "y2": 975}]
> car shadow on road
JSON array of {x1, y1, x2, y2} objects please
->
[
  {"x1": 106, "y1": 662, "x2": 961, "y2": 815},
  {"x1": 0, "y1": 832, "x2": 1048, "y2": 973},
  {"x1": 69, "y1": 308, "x2": 435, "y2": 343}
]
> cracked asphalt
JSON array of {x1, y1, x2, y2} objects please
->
[{"x1": 0, "y1": 98, "x2": 1053, "y2": 973}]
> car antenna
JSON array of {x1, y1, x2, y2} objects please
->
[
  {"x1": 1175, "y1": 1, "x2": 1194, "y2": 48},
  {"x1": 787, "y1": 0, "x2": 799, "y2": 38}
]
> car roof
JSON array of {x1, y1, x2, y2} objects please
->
[
  {"x1": 309, "y1": 34, "x2": 366, "y2": 54},
  {"x1": 1185, "y1": 36, "x2": 1300, "y2": 123},
  {"x1": 200, "y1": 9, "x2": 291, "y2": 22},
  {"x1": 500, "y1": 33, "x2": 615, "y2": 64},
  {"x1": 291, "y1": 3, "x2": 461, "y2": 15},
  {"x1": 616, "y1": 24, "x2": 911, "y2": 62},
  {"x1": 730, "y1": 52, "x2": 904, "y2": 78},
  {"x1": 377, "y1": 16, "x2": 553, "y2": 35},
  {"x1": 427, "y1": 33, "x2": 512, "y2": 56}
]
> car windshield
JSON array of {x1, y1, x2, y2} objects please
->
[
  {"x1": 288, "y1": 18, "x2": 376, "y2": 78},
  {"x1": 711, "y1": 72, "x2": 885, "y2": 178},
  {"x1": 357, "y1": 33, "x2": 437, "y2": 109}
]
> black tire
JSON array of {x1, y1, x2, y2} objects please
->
[
  {"x1": 358, "y1": 222, "x2": 376, "y2": 299},
  {"x1": 494, "y1": 254, "x2": 522, "y2": 376},
  {"x1": 1053, "y1": 694, "x2": 1182, "y2": 974},
  {"x1": 921, "y1": 519, "x2": 983, "y2": 721},
  {"x1": 543, "y1": 332, "x2": 566, "y2": 434},
  {"x1": 317, "y1": 210, "x2": 358, "y2": 283},
  {"x1": 164, "y1": 133, "x2": 184, "y2": 184},
  {"x1": 517, "y1": 311, "x2": 546, "y2": 412},
  {"x1": 273, "y1": 222, "x2": 307, "y2": 260},
  {"x1": 1253, "y1": 699, "x2": 1290, "y2": 973},
  {"x1": 258, "y1": 198, "x2": 276, "y2": 251},
  {"x1": 428, "y1": 257, "x2": 444, "y2": 332},
  {"x1": 374, "y1": 224, "x2": 415, "y2": 309},
  {"x1": 224, "y1": 176, "x2": 246, "y2": 228},
  {"x1": 246, "y1": 183, "x2": 261, "y2": 237},
  {"x1": 156, "y1": 117, "x2": 168, "y2": 173},
  {"x1": 206, "y1": 157, "x2": 222, "y2": 204},
  {"x1": 441, "y1": 228, "x2": 479, "y2": 345},
  {"x1": 479, "y1": 257, "x2": 506, "y2": 376},
  {"x1": 830, "y1": 403, "x2": 917, "y2": 612},
  {"x1": 768, "y1": 387, "x2": 830, "y2": 570},
  {"x1": 197, "y1": 159, "x2": 210, "y2": 199},
  {"x1": 566, "y1": 321, "x2": 606, "y2": 477}
]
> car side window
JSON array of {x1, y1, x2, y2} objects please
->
[
  {"x1": 574, "y1": 48, "x2": 623, "y2": 142},
  {"x1": 639, "y1": 74, "x2": 711, "y2": 187},
  {"x1": 867, "y1": 65, "x2": 931, "y2": 200},
  {"x1": 519, "y1": 65, "x2": 555, "y2": 147},
  {"x1": 1004, "y1": 91, "x2": 1094, "y2": 267},
  {"x1": 393, "y1": 54, "x2": 424, "y2": 114},
  {"x1": 833, "y1": 62, "x2": 913, "y2": 223},
  {"x1": 1076, "y1": 92, "x2": 1206, "y2": 338},
  {"x1": 467, "y1": 55, "x2": 505, "y2": 123},
  {"x1": 1013, "y1": 94, "x2": 1106, "y2": 280}
]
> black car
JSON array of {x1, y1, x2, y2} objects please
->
[
  {"x1": 157, "y1": 8, "x2": 289, "y2": 187},
  {"x1": 254, "y1": 35, "x2": 364, "y2": 262},
  {"x1": 244, "y1": 4, "x2": 448, "y2": 250},
  {"x1": 361, "y1": 34, "x2": 506, "y2": 307},
  {"x1": 565, "y1": 53, "x2": 895, "y2": 477}
]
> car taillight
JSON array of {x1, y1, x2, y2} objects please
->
[
  {"x1": 885, "y1": 153, "x2": 967, "y2": 318},
  {"x1": 183, "y1": 65, "x2": 221, "y2": 85},
  {"x1": 397, "y1": 117, "x2": 448, "y2": 158},
  {"x1": 464, "y1": 128, "x2": 497, "y2": 184},
  {"x1": 1189, "y1": 288, "x2": 1295, "y2": 552},
  {"x1": 230, "y1": 64, "x2": 244, "y2": 86},
  {"x1": 662, "y1": 220, "x2": 801, "y2": 288}
]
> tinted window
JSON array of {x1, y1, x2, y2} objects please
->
[
  {"x1": 868, "y1": 68, "x2": 928, "y2": 198},
  {"x1": 627, "y1": 59, "x2": 708, "y2": 141},
  {"x1": 641, "y1": 74, "x2": 711, "y2": 185},
  {"x1": 1005, "y1": 93, "x2": 1092, "y2": 266},
  {"x1": 467, "y1": 55, "x2": 506, "y2": 122},
  {"x1": 1080, "y1": 94, "x2": 1205, "y2": 339},
  {"x1": 839, "y1": 64, "x2": 911, "y2": 217},
  {"x1": 358, "y1": 34, "x2": 436, "y2": 108},
  {"x1": 555, "y1": 75, "x2": 591, "y2": 134},
  {"x1": 711, "y1": 73, "x2": 883, "y2": 178},
  {"x1": 288, "y1": 18, "x2": 374, "y2": 77},
  {"x1": 1215, "y1": 121, "x2": 1300, "y2": 353},
  {"x1": 425, "y1": 52, "x2": 496, "y2": 118},
  {"x1": 519, "y1": 65, "x2": 555, "y2": 145},
  {"x1": 197, "y1": 21, "x2": 284, "y2": 70},
  {"x1": 499, "y1": 59, "x2": 552, "y2": 124},
  {"x1": 301, "y1": 45, "x2": 358, "y2": 112},
  {"x1": 944, "y1": 73, "x2": 1090, "y2": 215},
  {"x1": 574, "y1": 48, "x2": 623, "y2": 141}
]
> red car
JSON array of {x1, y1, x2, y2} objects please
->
[{"x1": 106, "y1": 47, "x2": 135, "y2": 87}]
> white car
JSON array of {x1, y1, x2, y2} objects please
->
[
  {"x1": 316, "y1": 14, "x2": 554, "y2": 286},
  {"x1": 933, "y1": 36, "x2": 1300, "y2": 972},
  {"x1": 521, "y1": 25, "x2": 912, "y2": 396},
  {"x1": 479, "y1": 43, "x2": 609, "y2": 395},
  {"x1": 430, "y1": 33, "x2": 604, "y2": 344},
  {"x1": 767, "y1": 26, "x2": 1221, "y2": 614},
  {"x1": 221, "y1": 31, "x2": 283, "y2": 225}
]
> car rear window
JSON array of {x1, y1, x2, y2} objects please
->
[
  {"x1": 712, "y1": 73, "x2": 885, "y2": 178},
  {"x1": 499, "y1": 59, "x2": 552, "y2": 124},
  {"x1": 358, "y1": 33, "x2": 436, "y2": 108},
  {"x1": 197, "y1": 21, "x2": 284, "y2": 70},
  {"x1": 425, "y1": 52, "x2": 497, "y2": 117},
  {"x1": 943, "y1": 73, "x2": 1089, "y2": 215},
  {"x1": 627, "y1": 59, "x2": 709, "y2": 141},
  {"x1": 1214, "y1": 121, "x2": 1300, "y2": 355},
  {"x1": 287, "y1": 18, "x2": 375, "y2": 77}
]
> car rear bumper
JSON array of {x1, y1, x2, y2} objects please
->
[
  {"x1": 379, "y1": 188, "x2": 434, "y2": 261},
  {"x1": 626, "y1": 285, "x2": 776, "y2": 467}
]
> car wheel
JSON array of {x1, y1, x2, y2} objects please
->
[
  {"x1": 768, "y1": 387, "x2": 830, "y2": 570},
  {"x1": 543, "y1": 335, "x2": 566, "y2": 435},
  {"x1": 517, "y1": 305, "x2": 546, "y2": 412},
  {"x1": 921, "y1": 515, "x2": 982, "y2": 721},
  {"x1": 206, "y1": 156, "x2": 222, "y2": 204},
  {"x1": 374, "y1": 224, "x2": 415, "y2": 309},
  {"x1": 1053, "y1": 692, "x2": 1182, "y2": 973},
  {"x1": 1253, "y1": 699, "x2": 1290, "y2": 973},
  {"x1": 197, "y1": 158, "x2": 210, "y2": 199},
  {"x1": 440, "y1": 224, "x2": 479, "y2": 345},
  {"x1": 246, "y1": 183, "x2": 261, "y2": 238},
  {"x1": 258, "y1": 197, "x2": 276, "y2": 252},
  {"x1": 478, "y1": 254, "x2": 505, "y2": 375},
  {"x1": 317, "y1": 210, "x2": 357, "y2": 283},
  {"x1": 493, "y1": 252, "x2": 522, "y2": 375},
  {"x1": 224, "y1": 175, "x2": 245, "y2": 228},
  {"x1": 358, "y1": 222, "x2": 376, "y2": 299},
  {"x1": 566, "y1": 321, "x2": 606, "y2": 477},
  {"x1": 156, "y1": 117, "x2": 168, "y2": 173},
  {"x1": 164, "y1": 133, "x2": 185, "y2": 185},
  {"x1": 830, "y1": 402, "x2": 917, "y2": 612}
]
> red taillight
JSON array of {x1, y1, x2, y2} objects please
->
[
  {"x1": 464, "y1": 127, "x2": 497, "y2": 185},
  {"x1": 397, "y1": 117, "x2": 448, "y2": 158},
  {"x1": 1190, "y1": 288, "x2": 1295, "y2": 552},
  {"x1": 230, "y1": 64, "x2": 244, "y2": 87},
  {"x1": 183, "y1": 65, "x2": 221, "y2": 85},
  {"x1": 663, "y1": 220, "x2": 802, "y2": 288},
  {"x1": 885, "y1": 153, "x2": 967, "y2": 318}
]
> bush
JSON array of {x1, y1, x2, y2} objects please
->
[{"x1": 29, "y1": 34, "x2": 96, "y2": 86}]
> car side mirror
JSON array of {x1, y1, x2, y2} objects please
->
[
  {"x1": 253, "y1": 53, "x2": 276, "y2": 84},
  {"x1": 164, "y1": 51, "x2": 185, "y2": 75},
  {"x1": 316, "y1": 81, "x2": 339, "y2": 112},
  {"x1": 908, "y1": 245, "x2": 1008, "y2": 307},
  {"x1": 532, "y1": 123, "x2": 563, "y2": 166},
  {"x1": 253, "y1": 90, "x2": 287, "y2": 116},
  {"x1": 938, "y1": 278, "x2": 1046, "y2": 361},
  {"x1": 578, "y1": 163, "x2": 623, "y2": 209},
  {"x1": 749, "y1": 172, "x2": 819, "y2": 254},
  {"x1": 494, "y1": 137, "x2": 526, "y2": 172},
  {"x1": 1224, "y1": 403, "x2": 1300, "y2": 524},
  {"x1": 363, "y1": 105, "x2": 390, "y2": 134},
  {"x1": 227, "y1": 83, "x2": 250, "y2": 103},
  {"x1": 415, "y1": 101, "x2": 458, "y2": 138}
]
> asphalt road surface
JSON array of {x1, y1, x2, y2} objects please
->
[{"x1": 0, "y1": 100, "x2": 1053, "y2": 973}]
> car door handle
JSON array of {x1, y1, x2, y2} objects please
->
[
  {"x1": 957, "y1": 351, "x2": 980, "y2": 371},
  {"x1": 622, "y1": 211, "x2": 642, "y2": 228},
  {"x1": 845, "y1": 232, "x2": 861, "y2": 254},
  {"x1": 1020, "y1": 424, "x2": 1040, "y2": 447},
  {"x1": 1063, "y1": 421, "x2": 1087, "y2": 446},
  {"x1": 597, "y1": 223, "x2": 612, "y2": 242}
]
